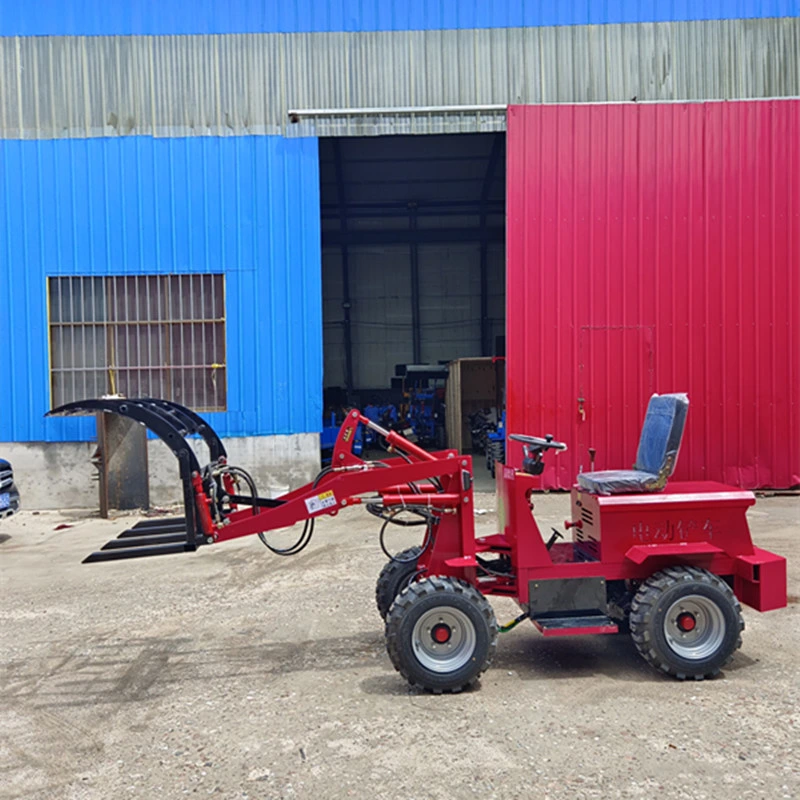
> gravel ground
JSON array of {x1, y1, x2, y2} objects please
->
[{"x1": 1, "y1": 492, "x2": 798, "y2": 800}]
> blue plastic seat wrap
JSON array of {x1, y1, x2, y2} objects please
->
[{"x1": 577, "y1": 393, "x2": 689, "y2": 495}]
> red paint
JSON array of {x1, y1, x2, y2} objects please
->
[
  {"x1": 625, "y1": 543, "x2": 725, "y2": 565},
  {"x1": 677, "y1": 613, "x2": 696, "y2": 632},
  {"x1": 533, "y1": 621, "x2": 619, "y2": 637},
  {"x1": 432, "y1": 625, "x2": 451, "y2": 643},
  {"x1": 212, "y1": 416, "x2": 784, "y2": 616},
  {"x1": 191, "y1": 472, "x2": 214, "y2": 537},
  {"x1": 76, "y1": 402, "x2": 787, "y2": 653},
  {"x1": 572, "y1": 481, "x2": 757, "y2": 566},
  {"x1": 734, "y1": 547, "x2": 787, "y2": 612},
  {"x1": 506, "y1": 100, "x2": 800, "y2": 489}
]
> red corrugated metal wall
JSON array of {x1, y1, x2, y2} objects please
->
[{"x1": 506, "y1": 100, "x2": 800, "y2": 490}]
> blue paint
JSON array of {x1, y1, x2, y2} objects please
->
[
  {"x1": 0, "y1": 136, "x2": 323, "y2": 442},
  {"x1": 0, "y1": 0, "x2": 795, "y2": 36}
]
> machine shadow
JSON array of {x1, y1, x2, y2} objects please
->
[
  {"x1": 495, "y1": 632, "x2": 759, "y2": 683},
  {"x1": 3, "y1": 630, "x2": 389, "y2": 710},
  {"x1": 360, "y1": 632, "x2": 660, "y2": 694},
  {"x1": 361, "y1": 630, "x2": 759, "y2": 695},
  {"x1": 493, "y1": 633, "x2": 661, "y2": 682},
  {"x1": 7, "y1": 627, "x2": 761, "y2": 710}
]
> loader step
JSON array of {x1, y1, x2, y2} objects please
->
[{"x1": 532, "y1": 614, "x2": 619, "y2": 637}]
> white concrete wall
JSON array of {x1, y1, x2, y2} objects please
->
[
  {"x1": 350, "y1": 245, "x2": 415, "y2": 389},
  {"x1": 322, "y1": 241, "x2": 506, "y2": 390},
  {"x1": 418, "y1": 243, "x2": 482, "y2": 362},
  {"x1": 0, "y1": 434, "x2": 321, "y2": 510},
  {"x1": 0, "y1": 441, "x2": 99, "y2": 509},
  {"x1": 322, "y1": 247, "x2": 346, "y2": 389}
]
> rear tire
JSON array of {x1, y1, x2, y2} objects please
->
[
  {"x1": 385, "y1": 576, "x2": 497, "y2": 693},
  {"x1": 375, "y1": 546, "x2": 421, "y2": 621},
  {"x1": 629, "y1": 566, "x2": 743, "y2": 680}
]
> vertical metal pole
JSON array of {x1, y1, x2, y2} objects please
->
[
  {"x1": 211, "y1": 274, "x2": 218, "y2": 407},
  {"x1": 179, "y1": 274, "x2": 186, "y2": 406},
  {"x1": 480, "y1": 210, "x2": 489, "y2": 357},
  {"x1": 480, "y1": 134, "x2": 504, "y2": 359},
  {"x1": 79, "y1": 276, "x2": 86, "y2": 401},
  {"x1": 332, "y1": 140, "x2": 354, "y2": 395},
  {"x1": 340, "y1": 247, "x2": 354, "y2": 394},
  {"x1": 146, "y1": 275, "x2": 152, "y2": 399},
  {"x1": 409, "y1": 203, "x2": 421, "y2": 365},
  {"x1": 189, "y1": 274, "x2": 197, "y2": 407},
  {"x1": 134, "y1": 275, "x2": 141, "y2": 397}
]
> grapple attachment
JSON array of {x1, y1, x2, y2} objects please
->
[{"x1": 47, "y1": 398, "x2": 230, "y2": 563}]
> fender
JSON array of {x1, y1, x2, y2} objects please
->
[{"x1": 624, "y1": 542, "x2": 725, "y2": 565}]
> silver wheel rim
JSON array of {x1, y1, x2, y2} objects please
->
[
  {"x1": 663, "y1": 594, "x2": 726, "y2": 660},
  {"x1": 412, "y1": 607, "x2": 477, "y2": 673}
]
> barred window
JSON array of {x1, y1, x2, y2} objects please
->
[{"x1": 48, "y1": 275, "x2": 227, "y2": 411}]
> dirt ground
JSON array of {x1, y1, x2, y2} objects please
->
[{"x1": 1, "y1": 492, "x2": 798, "y2": 800}]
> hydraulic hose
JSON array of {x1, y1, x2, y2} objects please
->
[{"x1": 257, "y1": 464, "x2": 335, "y2": 555}]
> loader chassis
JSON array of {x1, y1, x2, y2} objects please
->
[{"x1": 48, "y1": 400, "x2": 787, "y2": 692}]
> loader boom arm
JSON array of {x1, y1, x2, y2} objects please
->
[{"x1": 47, "y1": 402, "x2": 475, "y2": 565}]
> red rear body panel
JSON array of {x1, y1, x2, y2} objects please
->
[
  {"x1": 572, "y1": 482, "x2": 756, "y2": 564},
  {"x1": 487, "y1": 468, "x2": 787, "y2": 611}
]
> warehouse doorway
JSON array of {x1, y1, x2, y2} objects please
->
[{"x1": 319, "y1": 133, "x2": 506, "y2": 462}]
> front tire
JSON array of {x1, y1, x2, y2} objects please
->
[
  {"x1": 375, "y1": 546, "x2": 421, "y2": 621},
  {"x1": 629, "y1": 566, "x2": 744, "y2": 680},
  {"x1": 385, "y1": 576, "x2": 497, "y2": 693}
]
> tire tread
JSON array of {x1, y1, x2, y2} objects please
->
[
  {"x1": 629, "y1": 566, "x2": 743, "y2": 680},
  {"x1": 385, "y1": 576, "x2": 497, "y2": 693},
  {"x1": 375, "y1": 546, "x2": 422, "y2": 621}
]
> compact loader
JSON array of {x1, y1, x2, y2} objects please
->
[{"x1": 49, "y1": 394, "x2": 786, "y2": 692}]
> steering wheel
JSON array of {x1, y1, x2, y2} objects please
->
[{"x1": 509, "y1": 433, "x2": 568, "y2": 452}]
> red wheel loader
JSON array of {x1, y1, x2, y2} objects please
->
[{"x1": 48, "y1": 394, "x2": 787, "y2": 692}]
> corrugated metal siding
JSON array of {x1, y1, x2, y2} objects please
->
[
  {"x1": 2, "y1": 0, "x2": 796, "y2": 36},
  {"x1": 0, "y1": 135, "x2": 322, "y2": 442},
  {"x1": 1, "y1": 19, "x2": 798, "y2": 140},
  {"x1": 505, "y1": 100, "x2": 800, "y2": 489},
  {"x1": 322, "y1": 242, "x2": 505, "y2": 388}
]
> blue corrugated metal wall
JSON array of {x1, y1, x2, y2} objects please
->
[
  {"x1": 1, "y1": 0, "x2": 796, "y2": 35},
  {"x1": 0, "y1": 135, "x2": 322, "y2": 442},
  {"x1": 3, "y1": 5, "x2": 796, "y2": 449}
]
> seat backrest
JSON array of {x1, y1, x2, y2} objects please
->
[{"x1": 633, "y1": 393, "x2": 689, "y2": 478}]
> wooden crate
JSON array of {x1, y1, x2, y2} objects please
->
[{"x1": 445, "y1": 357, "x2": 504, "y2": 453}]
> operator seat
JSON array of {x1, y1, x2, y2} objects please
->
[{"x1": 577, "y1": 393, "x2": 689, "y2": 495}]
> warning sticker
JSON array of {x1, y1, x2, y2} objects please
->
[{"x1": 305, "y1": 490, "x2": 337, "y2": 515}]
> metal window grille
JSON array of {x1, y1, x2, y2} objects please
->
[{"x1": 48, "y1": 274, "x2": 227, "y2": 411}]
